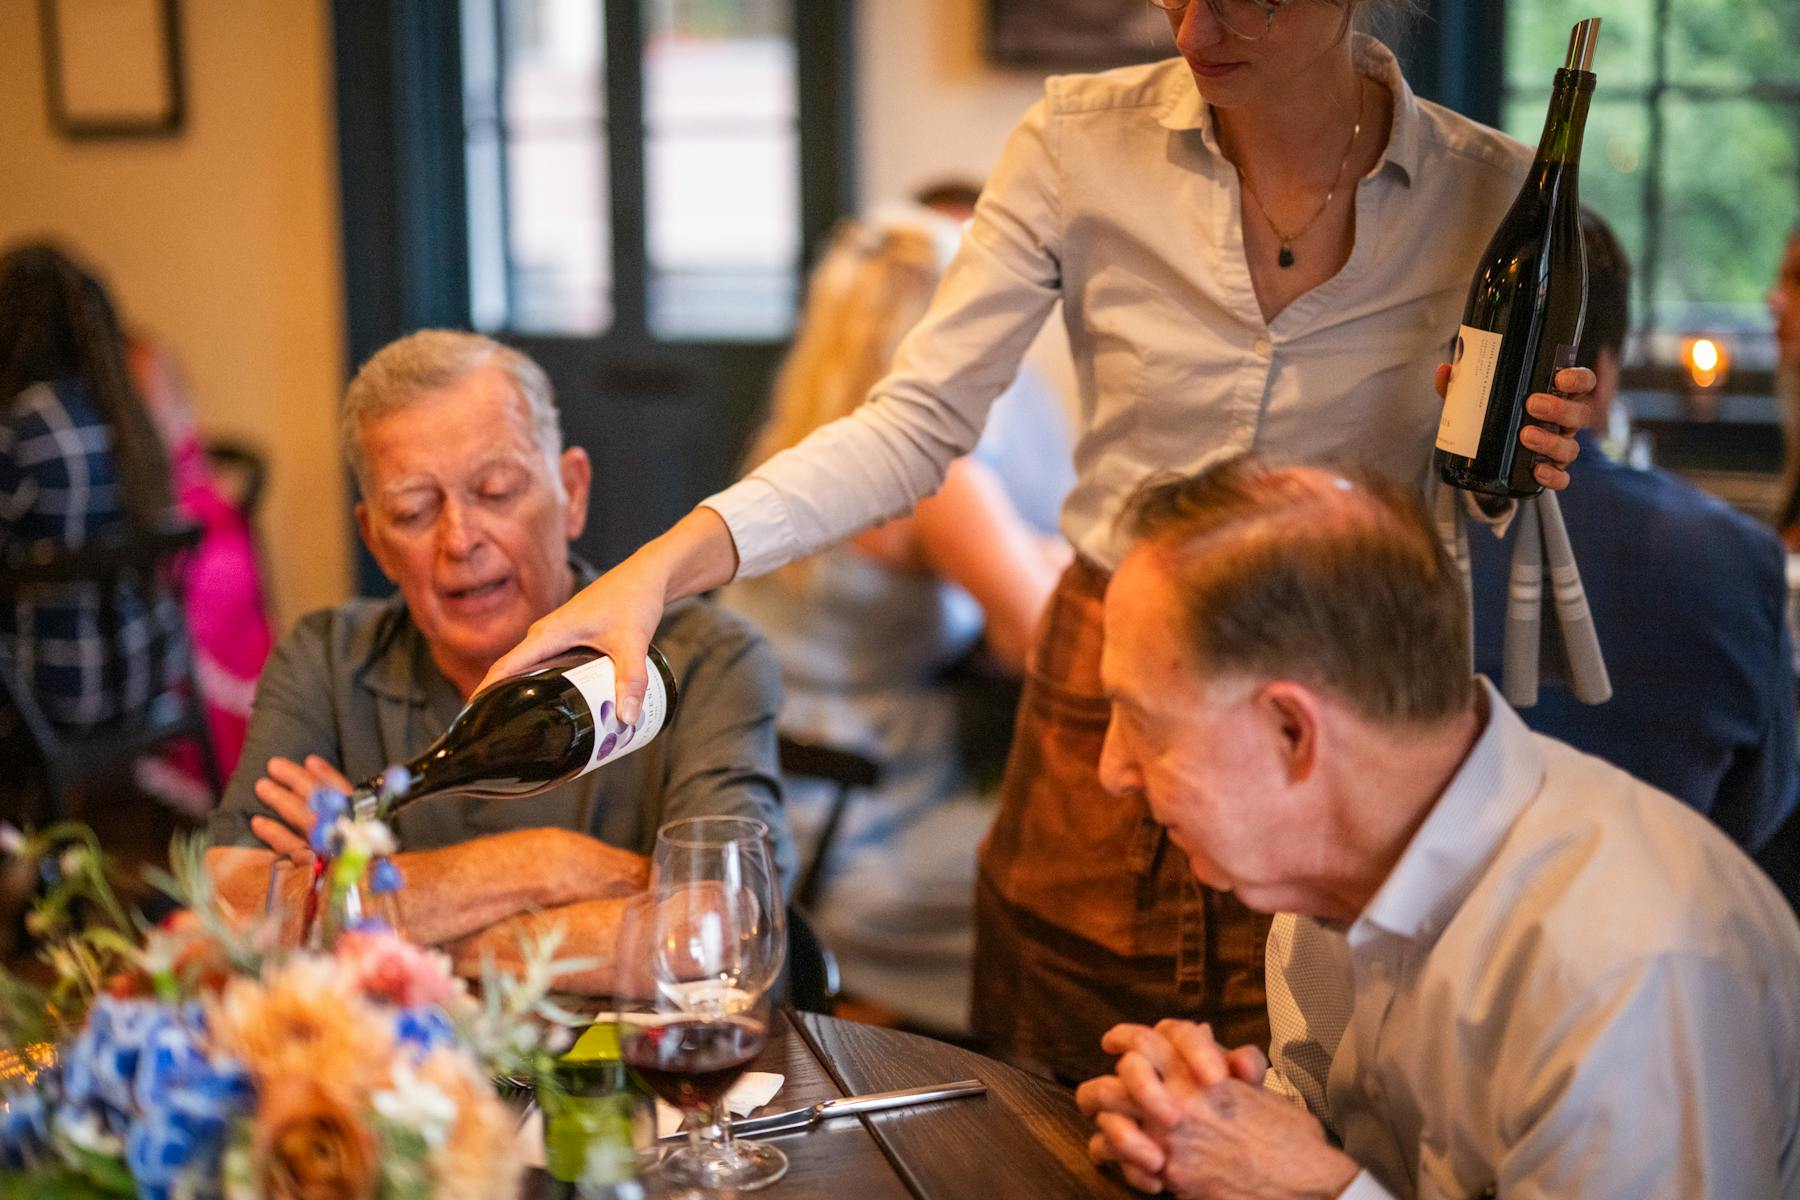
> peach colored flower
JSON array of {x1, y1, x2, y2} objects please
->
[
  {"x1": 253, "y1": 1075, "x2": 378, "y2": 1200},
  {"x1": 333, "y1": 931, "x2": 462, "y2": 1011},
  {"x1": 416, "y1": 1048, "x2": 523, "y2": 1200},
  {"x1": 205, "y1": 958, "x2": 393, "y2": 1096}
]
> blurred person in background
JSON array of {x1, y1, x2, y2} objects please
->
[
  {"x1": 0, "y1": 243, "x2": 188, "y2": 770},
  {"x1": 724, "y1": 208, "x2": 1070, "y2": 1034},
  {"x1": 1770, "y1": 223, "x2": 1800, "y2": 547},
  {"x1": 1468, "y1": 211, "x2": 1799, "y2": 865},
  {"x1": 126, "y1": 336, "x2": 275, "y2": 814}
]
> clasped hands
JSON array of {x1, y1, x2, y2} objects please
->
[{"x1": 1077, "y1": 1020, "x2": 1360, "y2": 1200}]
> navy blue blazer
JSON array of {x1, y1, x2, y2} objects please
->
[{"x1": 1469, "y1": 430, "x2": 1800, "y2": 853}]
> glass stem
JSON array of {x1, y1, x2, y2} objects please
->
[{"x1": 702, "y1": 1097, "x2": 737, "y2": 1164}]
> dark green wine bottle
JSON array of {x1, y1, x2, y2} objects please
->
[
  {"x1": 1436, "y1": 18, "x2": 1600, "y2": 498},
  {"x1": 350, "y1": 646, "x2": 681, "y2": 819}
]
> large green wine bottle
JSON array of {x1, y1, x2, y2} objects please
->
[{"x1": 1436, "y1": 18, "x2": 1600, "y2": 497}]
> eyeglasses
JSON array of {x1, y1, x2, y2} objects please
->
[{"x1": 1149, "y1": 0, "x2": 1294, "y2": 43}]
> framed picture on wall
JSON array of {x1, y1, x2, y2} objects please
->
[
  {"x1": 40, "y1": 0, "x2": 185, "y2": 137},
  {"x1": 988, "y1": 0, "x2": 1173, "y2": 70}
]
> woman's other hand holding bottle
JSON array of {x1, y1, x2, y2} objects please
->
[
  {"x1": 1434, "y1": 362, "x2": 1597, "y2": 493},
  {"x1": 480, "y1": 507, "x2": 739, "y2": 722}
]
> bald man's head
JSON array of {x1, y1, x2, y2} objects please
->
[{"x1": 1116, "y1": 457, "x2": 1473, "y2": 725}]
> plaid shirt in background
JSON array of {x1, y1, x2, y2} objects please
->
[{"x1": 0, "y1": 380, "x2": 185, "y2": 730}]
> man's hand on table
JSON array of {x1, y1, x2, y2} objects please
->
[
  {"x1": 250, "y1": 754, "x2": 355, "y2": 862},
  {"x1": 1077, "y1": 1019, "x2": 1360, "y2": 1199},
  {"x1": 219, "y1": 752, "x2": 651, "y2": 955},
  {"x1": 202, "y1": 755, "x2": 354, "y2": 927},
  {"x1": 207, "y1": 750, "x2": 652, "y2": 980}
]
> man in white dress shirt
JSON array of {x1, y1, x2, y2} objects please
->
[{"x1": 1076, "y1": 456, "x2": 1800, "y2": 1199}]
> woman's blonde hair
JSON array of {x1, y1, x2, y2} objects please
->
[{"x1": 744, "y1": 211, "x2": 953, "y2": 471}]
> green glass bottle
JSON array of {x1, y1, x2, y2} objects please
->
[
  {"x1": 543, "y1": 1022, "x2": 653, "y2": 1196},
  {"x1": 1436, "y1": 18, "x2": 1600, "y2": 497}
]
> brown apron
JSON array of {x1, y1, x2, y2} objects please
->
[{"x1": 973, "y1": 557, "x2": 1272, "y2": 1082}]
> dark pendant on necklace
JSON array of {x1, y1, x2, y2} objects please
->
[{"x1": 1277, "y1": 244, "x2": 1295, "y2": 269}]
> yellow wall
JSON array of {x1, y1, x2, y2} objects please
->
[
  {"x1": 856, "y1": 0, "x2": 1054, "y2": 205},
  {"x1": 0, "y1": 0, "x2": 349, "y2": 629},
  {"x1": 855, "y1": 0, "x2": 1085, "y2": 422}
]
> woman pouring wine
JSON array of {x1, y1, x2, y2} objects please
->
[{"x1": 486, "y1": 0, "x2": 1597, "y2": 1080}]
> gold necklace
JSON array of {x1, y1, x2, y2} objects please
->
[{"x1": 1235, "y1": 82, "x2": 1366, "y2": 269}]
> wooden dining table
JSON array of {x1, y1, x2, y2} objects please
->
[{"x1": 529, "y1": 1008, "x2": 1138, "y2": 1198}]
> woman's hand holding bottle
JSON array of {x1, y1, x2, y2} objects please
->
[
  {"x1": 1435, "y1": 362, "x2": 1596, "y2": 493},
  {"x1": 479, "y1": 507, "x2": 740, "y2": 721}
]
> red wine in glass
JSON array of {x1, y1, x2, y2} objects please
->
[{"x1": 621, "y1": 1016, "x2": 766, "y2": 1112}]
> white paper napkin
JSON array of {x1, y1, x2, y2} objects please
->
[{"x1": 515, "y1": 1072, "x2": 786, "y2": 1168}]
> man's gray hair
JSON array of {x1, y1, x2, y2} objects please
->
[{"x1": 341, "y1": 329, "x2": 562, "y2": 488}]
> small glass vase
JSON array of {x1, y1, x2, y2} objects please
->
[{"x1": 299, "y1": 852, "x2": 403, "y2": 951}]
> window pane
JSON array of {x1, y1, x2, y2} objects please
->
[
  {"x1": 462, "y1": 0, "x2": 611, "y2": 335},
  {"x1": 503, "y1": 0, "x2": 604, "y2": 124},
  {"x1": 508, "y1": 134, "x2": 614, "y2": 334},
  {"x1": 1654, "y1": 98, "x2": 1799, "y2": 372},
  {"x1": 1504, "y1": 2, "x2": 1800, "y2": 373},
  {"x1": 643, "y1": 0, "x2": 800, "y2": 340},
  {"x1": 1667, "y1": 0, "x2": 1800, "y2": 88},
  {"x1": 1505, "y1": 0, "x2": 1655, "y2": 93},
  {"x1": 466, "y1": 130, "x2": 508, "y2": 331}
]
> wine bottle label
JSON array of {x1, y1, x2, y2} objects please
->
[
  {"x1": 1436, "y1": 325, "x2": 1506, "y2": 458},
  {"x1": 563, "y1": 655, "x2": 672, "y2": 773}
]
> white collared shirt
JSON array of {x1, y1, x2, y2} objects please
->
[
  {"x1": 1266, "y1": 679, "x2": 1800, "y2": 1199},
  {"x1": 705, "y1": 37, "x2": 1531, "y2": 578}
]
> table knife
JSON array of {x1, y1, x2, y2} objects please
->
[{"x1": 660, "y1": 1079, "x2": 987, "y2": 1141}]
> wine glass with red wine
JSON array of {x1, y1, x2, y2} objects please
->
[{"x1": 616, "y1": 869, "x2": 787, "y2": 1190}]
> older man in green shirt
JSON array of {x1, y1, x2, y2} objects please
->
[{"x1": 206, "y1": 331, "x2": 790, "y2": 990}]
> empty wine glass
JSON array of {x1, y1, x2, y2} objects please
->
[
  {"x1": 651, "y1": 816, "x2": 786, "y2": 999},
  {"x1": 615, "y1": 883, "x2": 787, "y2": 1192},
  {"x1": 261, "y1": 855, "x2": 315, "y2": 949},
  {"x1": 263, "y1": 850, "x2": 404, "y2": 952}
]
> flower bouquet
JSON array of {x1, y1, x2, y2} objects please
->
[{"x1": 0, "y1": 820, "x2": 593, "y2": 1200}]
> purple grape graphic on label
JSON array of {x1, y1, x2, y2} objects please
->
[
  {"x1": 599, "y1": 699, "x2": 613, "y2": 724},
  {"x1": 617, "y1": 724, "x2": 635, "y2": 748},
  {"x1": 597, "y1": 732, "x2": 618, "y2": 759}
]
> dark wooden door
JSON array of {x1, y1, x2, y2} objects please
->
[{"x1": 332, "y1": 0, "x2": 855, "y2": 587}]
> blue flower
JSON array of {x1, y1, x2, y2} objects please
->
[
  {"x1": 0, "y1": 1084, "x2": 51, "y2": 1169},
  {"x1": 310, "y1": 816, "x2": 339, "y2": 858},
  {"x1": 62, "y1": 996, "x2": 163, "y2": 1126},
  {"x1": 130, "y1": 1002, "x2": 208, "y2": 1107},
  {"x1": 125, "y1": 1063, "x2": 252, "y2": 1195},
  {"x1": 58, "y1": 998, "x2": 254, "y2": 1192},
  {"x1": 394, "y1": 1006, "x2": 457, "y2": 1058},
  {"x1": 370, "y1": 856, "x2": 404, "y2": 895},
  {"x1": 307, "y1": 786, "x2": 349, "y2": 822},
  {"x1": 379, "y1": 765, "x2": 413, "y2": 800},
  {"x1": 125, "y1": 1004, "x2": 253, "y2": 1193}
]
